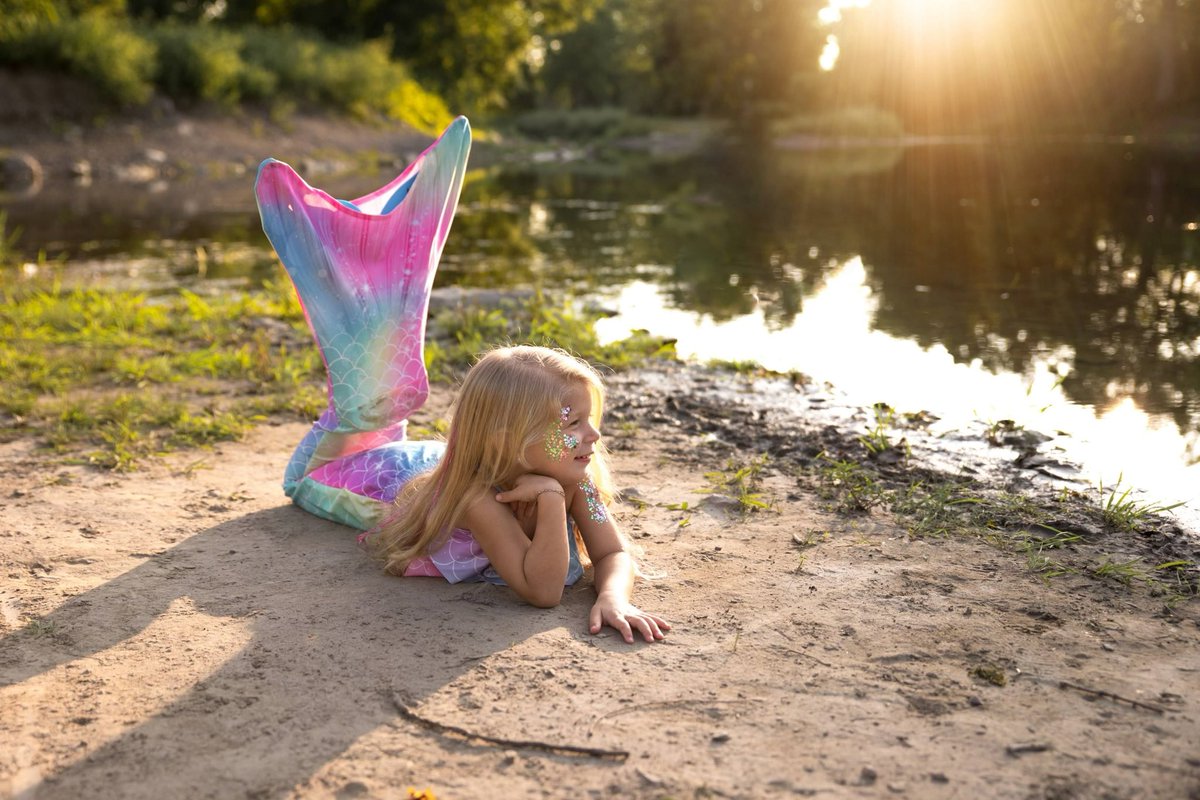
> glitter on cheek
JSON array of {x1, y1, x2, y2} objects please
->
[
  {"x1": 543, "y1": 406, "x2": 577, "y2": 461},
  {"x1": 579, "y1": 478, "x2": 608, "y2": 523},
  {"x1": 543, "y1": 424, "x2": 566, "y2": 460}
]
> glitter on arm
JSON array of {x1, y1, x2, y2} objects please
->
[{"x1": 579, "y1": 478, "x2": 608, "y2": 523}]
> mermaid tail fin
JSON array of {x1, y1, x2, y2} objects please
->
[
  {"x1": 256, "y1": 118, "x2": 470, "y2": 523},
  {"x1": 255, "y1": 116, "x2": 471, "y2": 435}
]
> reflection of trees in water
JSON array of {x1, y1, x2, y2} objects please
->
[
  {"x1": 451, "y1": 145, "x2": 1200, "y2": 432},
  {"x1": 853, "y1": 145, "x2": 1200, "y2": 431}
]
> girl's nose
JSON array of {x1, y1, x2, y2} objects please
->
[{"x1": 582, "y1": 423, "x2": 600, "y2": 444}]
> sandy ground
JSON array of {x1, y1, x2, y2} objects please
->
[{"x1": 1, "y1": 367, "x2": 1198, "y2": 800}]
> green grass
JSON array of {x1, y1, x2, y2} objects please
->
[
  {"x1": 0, "y1": 277, "x2": 676, "y2": 470},
  {"x1": 698, "y1": 454, "x2": 775, "y2": 513},
  {"x1": 815, "y1": 455, "x2": 889, "y2": 512},
  {"x1": 23, "y1": 619, "x2": 59, "y2": 638},
  {"x1": 805, "y1": 449, "x2": 1198, "y2": 601},
  {"x1": 0, "y1": 279, "x2": 321, "y2": 469},
  {"x1": 425, "y1": 291, "x2": 677, "y2": 378},
  {"x1": 1098, "y1": 474, "x2": 1185, "y2": 532},
  {"x1": 858, "y1": 402, "x2": 909, "y2": 460}
]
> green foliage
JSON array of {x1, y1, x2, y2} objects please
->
[
  {"x1": 427, "y1": 292, "x2": 677, "y2": 377},
  {"x1": 772, "y1": 107, "x2": 905, "y2": 140},
  {"x1": 0, "y1": 212, "x2": 25, "y2": 268},
  {"x1": 699, "y1": 454, "x2": 774, "y2": 513},
  {"x1": 146, "y1": 22, "x2": 246, "y2": 104},
  {"x1": 890, "y1": 480, "x2": 983, "y2": 536},
  {"x1": 0, "y1": 281, "x2": 319, "y2": 469},
  {"x1": 858, "y1": 402, "x2": 908, "y2": 459},
  {"x1": 1098, "y1": 474, "x2": 1184, "y2": 532},
  {"x1": 509, "y1": 107, "x2": 648, "y2": 141},
  {"x1": 0, "y1": 13, "x2": 451, "y2": 132},
  {"x1": 46, "y1": 11, "x2": 157, "y2": 104},
  {"x1": 236, "y1": 26, "x2": 452, "y2": 132},
  {"x1": 0, "y1": 0, "x2": 60, "y2": 43},
  {"x1": 815, "y1": 456, "x2": 887, "y2": 512}
]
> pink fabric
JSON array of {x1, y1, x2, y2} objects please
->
[{"x1": 402, "y1": 527, "x2": 492, "y2": 582}]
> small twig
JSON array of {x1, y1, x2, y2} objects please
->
[
  {"x1": 1057, "y1": 681, "x2": 1168, "y2": 714},
  {"x1": 587, "y1": 699, "x2": 744, "y2": 737},
  {"x1": 392, "y1": 694, "x2": 628, "y2": 761},
  {"x1": 776, "y1": 647, "x2": 834, "y2": 669}
]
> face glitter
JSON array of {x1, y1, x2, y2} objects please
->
[
  {"x1": 543, "y1": 405, "x2": 575, "y2": 461},
  {"x1": 579, "y1": 478, "x2": 608, "y2": 523}
]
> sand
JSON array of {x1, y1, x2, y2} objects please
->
[{"x1": 2, "y1": 366, "x2": 1198, "y2": 800}]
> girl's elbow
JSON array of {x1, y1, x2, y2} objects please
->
[{"x1": 524, "y1": 584, "x2": 564, "y2": 608}]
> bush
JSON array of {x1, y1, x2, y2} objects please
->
[
  {"x1": 385, "y1": 78, "x2": 454, "y2": 136},
  {"x1": 56, "y1": 13, "x2": 156, "y2": 105},
  {"x1": 0, "y1": 14, "x2": 451, "y2": 130},
  {"x1": 147, "y1": 22, "x2": 245, "y2": 105},
  {"x1": 237, "y1": 25, "x2": 323, "y2": 102},
  {"x1": 238, "y1": 27, "x2": 452, "y2": 133},
  {"x1": 512, "y1": 107, "x2": 640, "y2": 141}
]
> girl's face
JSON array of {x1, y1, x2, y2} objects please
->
[{"x1": 524, "y1": 383, "x2": 600, "y2": 484}]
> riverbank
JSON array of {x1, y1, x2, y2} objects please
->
[
  {"x1": 1, "y1": 357, "x2": 1198, "y2": 799},
  {"x1": 2, "y1": 98, "x2": 1199, "y2": 798}
]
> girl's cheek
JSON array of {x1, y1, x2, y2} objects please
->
[
  {"x1": 543, "y1": 426, "x2": 569, "y2": 460},
  {"x1": 542, "y1": 406, "x2": 578, "y2": 461}
]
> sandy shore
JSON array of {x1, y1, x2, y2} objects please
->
[{"x1": 1, "y1": 363, "x2": 1198, "y2": 799}]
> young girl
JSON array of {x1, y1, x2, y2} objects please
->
[{"x1": 255, "y1": 119, "x2": 668, "y2": 643}]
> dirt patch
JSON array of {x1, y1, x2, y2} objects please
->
[{"x1": 2, "y1": 365, "x2": 1198, "y2": 799}]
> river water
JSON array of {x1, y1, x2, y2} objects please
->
[{"x1": 3, "y1": 139, "x2": 1199, "y2": 527}]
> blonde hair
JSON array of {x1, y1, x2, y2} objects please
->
[{"x1": 368, "y1": 345, "x2": 615, "y2": 575}]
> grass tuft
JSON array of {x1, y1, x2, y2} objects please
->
[{"x1": 1098, "y1": 474, "x2": 1184, "y2": 531}]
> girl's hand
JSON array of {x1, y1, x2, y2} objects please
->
[
  {"x1": 590, "y1": 594, "x2": 671, "y2": 644},
  {"x1": 496, "y1": 475, "x2": 566, "y2": 535},
  {"x1": 495, "y1": 473, "x2": 565, "y2": 505}
]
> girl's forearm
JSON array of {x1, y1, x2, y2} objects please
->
[
  {"x1": 593, "y1": 550, "x2": 635, "y2": 602},
  {"x1": 521, "y1": 494, "x2": 570, "y2": 606}
]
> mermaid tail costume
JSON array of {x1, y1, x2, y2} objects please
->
[{"x1": 255, "y1": 117, "x2": 582, "y2": 584}]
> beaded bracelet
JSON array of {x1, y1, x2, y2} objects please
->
[{"x1": 535, "y1": 487, "x2": 566, "y2": 501}]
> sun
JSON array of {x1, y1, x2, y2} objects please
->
[
  {"x1": 888, "y1": 0, "x2": 1005, "y2": 39},
  {"x1": 820, "y1": 0, "x2": 1003, "y2": 37},
  {"x1": 818, "y1": 0, "x2": 1007, "y2": 71}
]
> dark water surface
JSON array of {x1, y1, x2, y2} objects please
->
[{"x1": 3, "y1": 140, "x2": 1199, "y2": 516}]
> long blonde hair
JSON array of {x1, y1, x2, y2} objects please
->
[{"x1": 368, "y1": 345, "x2": 615, "y2": 575}]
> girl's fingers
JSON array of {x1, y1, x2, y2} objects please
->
[{"x1": 633, "y1": 615, "x2": 660, "y2": 642}]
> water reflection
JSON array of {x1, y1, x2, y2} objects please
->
[
  {"x1": 449, "y1": 143, "x2": 1200, "y2": 443},
  {"x1": 595, "y1": 261, "x2": 1199, "y2": 522}
]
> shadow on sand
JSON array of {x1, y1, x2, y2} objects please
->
[{"x1": 2, "y1": 505, "x2": 595, "y2": 798}]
